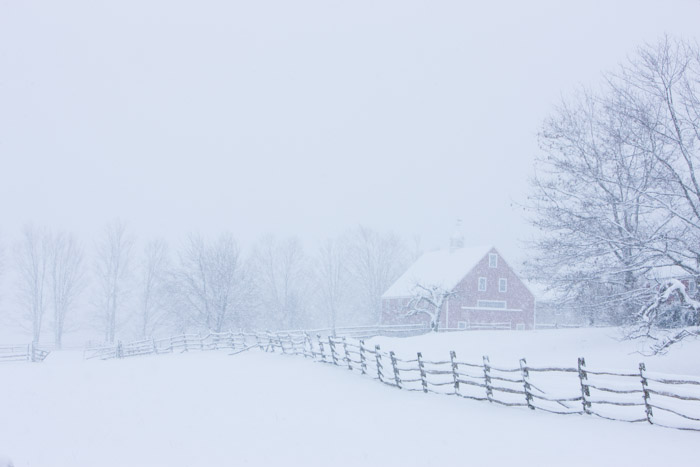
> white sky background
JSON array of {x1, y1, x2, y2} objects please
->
[{"x1": 1, "y1": 0, "x2": 700, "y2": 261}]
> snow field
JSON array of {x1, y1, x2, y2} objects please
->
[{"x1": 0, "y1": 341, "x2": 698, "y2": 467}]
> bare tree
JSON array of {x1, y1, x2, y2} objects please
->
[
  {"x1": 15, "y1": 225, "x2": 51, "y2": 344},
  {"x1": 612, "y1": 37, "x2": 700, "y2": 276},
  {"x1": 526, "y1": 84, "x2": 666, "y2": 325},
  {"x1": 137, "y1": 239, "x2": 170, "y2": 338},
  {"x1": 250, "y1": 236, "x2": 308, "y2": 330},
  {"x1": 345, "y1": 226, "x2": 409, "y2": 325},
  {"x1": 404, "y1": 284, "x2": 456, "y2": 332},
  {"x1": 49, "y1": 232, "x2": 85, "y2": 349},
  {"x1": 528, "y1": 36, "x2": 700, "y2": 349},
  {"x1": 174, "y1": 233, "x2": 251, "y2": 332},
  {"x1": 94, "y1": 220, "x2": 134, "y2": 343},
  {"x1": 314, "y1": 238, "x2": 348, "y2": 335}
]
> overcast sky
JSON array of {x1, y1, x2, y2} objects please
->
[{"x1": 2, "y1": 0, "x2": 700, "y2": 261}]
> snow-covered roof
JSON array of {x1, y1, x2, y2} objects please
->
[
  {"x1": 382, "y1": 246, "x2": 493, "y2": 299},
  {"x1": 648, "y1": 265, "x2": 695, "y2": 281}
]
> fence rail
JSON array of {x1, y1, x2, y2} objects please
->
[
  {"x1": 0, "y1": 343, "x2": 50, "y2": 363},
  {"x1": 84, "y1": 330, "x2": 700, "y2": 433}
]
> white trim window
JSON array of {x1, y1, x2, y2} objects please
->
[
  {"x1": 499, "y1": 278, "x2": 507, "y2": 293},
  {"x1": 477, "y1": 300, "x2": 507, "y2": 309},
  {"x1": 489, "y1": 253, "x2": 498, "y2": 268},
  {"x1": 478, "y1": 277, "x2": 487, "y2": 291},
  {"x1": 457, "y1": 321, "x2": 467, "y2": 330}
]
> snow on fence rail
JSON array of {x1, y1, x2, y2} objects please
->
[
  {"x1": 0, "y1": 343, "x2": 50, "y2": 363},
  {"x1": 84, "y1": 330, "x2": 700, "y2": 433}
]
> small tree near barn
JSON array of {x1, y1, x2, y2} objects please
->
[{"x1": 404, "y1": 284, "x2": 457, "y2": 332}]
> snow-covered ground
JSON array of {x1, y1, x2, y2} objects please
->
[{"x1": 0, "y1": 328, "x2": 698, "y2": 467}]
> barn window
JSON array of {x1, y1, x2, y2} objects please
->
[
  {"x1": 499, "y1": 278, "x2": 507, "y2": 292},
  {"x1": 478, "y1": 277, "x2": 487, "y2": 291},
  {"x1": 457, "y1": 321, "x2": 467, "y2": 329},
  {"x1": 489, "y1": 253, "x2": 498, "y2": 268}
]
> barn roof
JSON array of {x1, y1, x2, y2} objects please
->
[{"x1": 382, "y1": 245, "x2": 493, "y2": 299}]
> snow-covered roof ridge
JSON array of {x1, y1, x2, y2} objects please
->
[
  {"x1": 382, "y1": 245, "x2": 494, "y2": 299},
  {"x1": 647, "y1": 265, "x2": 696, "y2": 281}
]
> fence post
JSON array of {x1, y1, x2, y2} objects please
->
[
  {"x1": 519, "y1": 358, "x2": 534, "y2": 410},
  {"x1": 169, "y1": 336, "x2": 174, "y2": 353},
  {"x1": 390, "y1": 351, "x2": 402, "y2": 389},
  {"x1": 375, "y1": 345, "x2": 384, "y2": 383},
  {"x1": 183, "y1": 334, "x2": 188, "y2": 352},
  {"x1": 577, "y1": 357, "x2": 591, "y2": 415},
  {"x1": 304, "y1": 333, "x2": 312, "y2": 359},
  {"x1": 450, "y1": 351, "x2": 460, "y2": 395},
  {"x1": 328, "y1": 336, "x2": 338, "y2": 365},
  {"x1": 359, "y1": 340, "x2": 367, "y2": 375},
  {"x1": 152, "y1": 337, "x2": 157, "y2": 355},
  {"x1": 289, "y1": 334, "x2": 298, "y2": 355},
  {"x1": 278, "y1": 334, "x2": 287, "y2": 354},
  {"x1": 295, "y1": 334, "x2": 302, "y2": 356},
  {"x1": 117, "y1": 341, "x2": 124, "y2": 359},
  {"x1": 417, "y1": 352, "x2": 428, "y2": 393},
  {"x1": 28, "y1": 343, "x2": 33, "y2": 362},
  {"x1": 265, "y1": 331, "x2": 275, "y2": 352},
  {"x1": 483, "y1": 356, "x2": 493, "y2": 402},
  {"x1": 318, "y1": 334, "x2": 326, "y2": 362},
  {"x1": 639, "y1": 362, "x2": 653, "y2": 425},
  {"x1": 343, "y1": 337, "x2": 352, "y2": 370}
]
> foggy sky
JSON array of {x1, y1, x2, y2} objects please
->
[{"x1": 2, "y1": 0, "x2": 699, "y2": 260}]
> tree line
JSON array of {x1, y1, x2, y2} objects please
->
[
  {"x1": 527, "y1": 36, "x2": 700, "y2": 349},
  {"x1": 1, "y1": 222, "x2": 417, "y2": 347}
]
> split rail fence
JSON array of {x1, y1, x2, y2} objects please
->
[
  {"x1": 84, "y1": 330, "x2": 700, "y2": 433},
  {"x1": 0, "y1": 343, "x2": 51, "y2": 363}
]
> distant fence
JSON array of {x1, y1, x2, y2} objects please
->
[
  {"x1": 85, "y1": 329, "x2": 700, "y2": 432},
  {"x1": 277, "y1": 322, "x2": 515, "y2": 337},
  {"x1": 534, "y1": 323, "x2": 614, "y2": 329},
  {"x1": 0, "y1": 343, "x2": 50, "y2": 363}
]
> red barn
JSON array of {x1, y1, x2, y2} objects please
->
[{"x1": 381, "y1": 245, "x2": 535, "y2": 330}]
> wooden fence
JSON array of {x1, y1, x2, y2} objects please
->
[
  {"x1": 0, "y1": 343, "x2": 51, "y2": 363},
  {"x1": 84, "y1": 330, "x2": 700, "y2": 433}
]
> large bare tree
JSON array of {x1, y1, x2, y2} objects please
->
[
  {"x1": 49, "y1": 231, "x2": 85, "y2": 348},
  {"x1": 528, "y1": 36, "x2": 700, "y2": 347},
  {"x1": 94, "y1": 220, "x2": 134, "y2": 343},
  {"x1": 610, "y1": 37, "x2": 700, "y2": 347},
  {"x1": 526, "y1": 87, "x2": 665, "y2": 324}
]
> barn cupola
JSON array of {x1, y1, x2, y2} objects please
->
[{"x1": 449, "y1": 219, "x2": 465, "y2": 252}]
